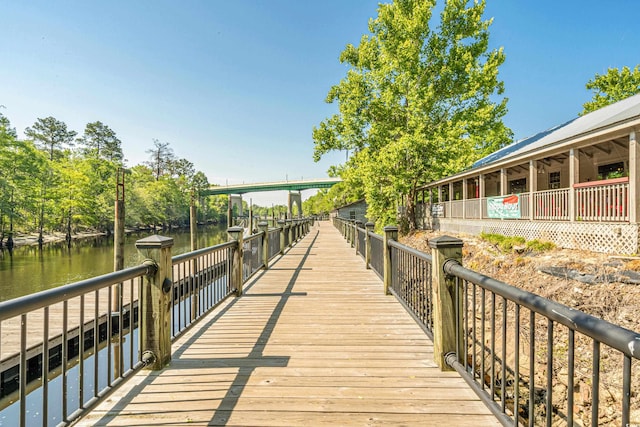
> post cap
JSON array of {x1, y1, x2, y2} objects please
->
[
  {"x1": 258, "y1": 221, "x2": 268, "y2": 227},
  {"x1": 365, "y1": 222, "x2": 375, "y2": 228},
  {"x1": 135, "y1": 235, "x2": 174, "y2": 249},
  {"x1": 227, "y1": 226, "x2": 244, "y2": 234},
  {"x1": 428, "y1": 235, "x2": 463, "y2": 249},
  {"x1": 383, "y1": 226, "x2": 398, "y2": 232}
]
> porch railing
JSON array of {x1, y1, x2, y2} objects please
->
[
  {"x1": 464, "y1": 198, "x2": 482, "y2": 219},
  {"x1": 534, "y1": 188, "x2": 570, "y2": 220},
  {"x1": 450, "y1": 200, "x2": 464, "y2": 218},
  {"x1": 575, "y1": 178, "x2": 629, "y2": 222},
  {"x1": 333, "y1": 216, "x2": 640, "y2": 426},
  {"x1": 428, "y1": 179, "x2": 631, "y2": 223},
  {"x1": 0, "y1": 220, "x2": 310, "y2": 427}
]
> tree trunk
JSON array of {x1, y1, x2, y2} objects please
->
[{"x1": 66, "y1": 210, "x2": 72, "y2": 248}]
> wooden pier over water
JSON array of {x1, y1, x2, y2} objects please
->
[{"x1": 78, "y1": 221, "x2": 498, "y2": 426}]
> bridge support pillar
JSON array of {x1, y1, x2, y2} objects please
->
[
  {"x1": 136, "y1": 235, "x2": 174, "y2": 370},
  {"x1": 428, "y1": 236, "x2": 464, "y2": 371},
  {"x1": 228, "y1": 195, "x2": 243, "y2": 226},
  {"x1": 288, "y1": 191, "x2": 302, "y2": 219}
]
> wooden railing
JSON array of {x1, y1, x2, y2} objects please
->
[
  {"x1": 427, "y1": 179, "x2": 631, "y2": 223},
  {"x1": 533, "y1": 188, "x2": 570, "y2": 220},
  {"x1": 575, "y1": 177, "x2": 629, "y2": 222}
]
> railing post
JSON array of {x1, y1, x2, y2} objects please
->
[
  {"x1": 365, "y1": 222, "x2": 374, "y2": 269},
  {"x1": 277, "y1": 220, "x2": 286, "y2": 254},
  {"x1": 286, "y1": 219, "x2": 293, "y2": 247},
  {"x1": 258, "y1": 221, "x2": 269, "y2": 270},
  {"x1": 355, "y1": 220, "x2": 363, "y2": 254},
  {"x1": 383, "y1": 226, "x2": 398, "y2": 295},
  {"x1": 135, "y1": 235, "x2": 174, "y2": 370},
  {"x1": 428, "y1": 235, "x2": 464, "y2": 371},
  {"x1": 227, "y1": 226, "x2": 244, "y2": 296}
]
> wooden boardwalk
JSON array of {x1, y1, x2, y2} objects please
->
[{"x1": 78, "y1": 221, "x2": 499, "y2": 426}]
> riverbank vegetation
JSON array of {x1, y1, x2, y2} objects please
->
[{"x1": 0, "y1": 114, "x2": 229, "y2": 247}]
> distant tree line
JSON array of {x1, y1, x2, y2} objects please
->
[{"x1": 0, "y1": 113, "x2": 229, "y2": 247}]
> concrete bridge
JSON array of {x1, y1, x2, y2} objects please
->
[{"x1": 204, "y1": 178, "x2": 341, "y2": 221}]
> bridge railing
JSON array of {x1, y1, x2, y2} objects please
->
[
  {"x1": 332, "y1": 215, "x2": 640, "y2": 426},
  {"x1": 0, "y1": 219, "x2": 311, "y2": 427}
]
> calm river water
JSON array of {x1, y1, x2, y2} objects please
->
[{"x1": 0, "y1": 224, "x2": 228, "y2": 302}]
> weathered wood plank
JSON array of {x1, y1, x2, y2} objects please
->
[{"x1": 77, "y1": 221, "x2": 500, "y2": 426}]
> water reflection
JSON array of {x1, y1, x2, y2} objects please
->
[{"x1": 0, "y1": 225, "x2": 228, "y2": 302}]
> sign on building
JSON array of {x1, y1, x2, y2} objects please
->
[
  {"x1": 431, "y1": 203, "x2": 444, "y2": 217},
  {"x1": 487, "y1": 194, "x2": 521, "y2": 219}
]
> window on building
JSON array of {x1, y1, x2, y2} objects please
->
[
  {"x1": 509, "y1": 178, "x2": 526, "y2": 194},
  {"x1": 549, "y1": 171, "x2": 560, "y2": 189},
  {"x1": 597, "y1": 161, "x2": 625, "y2": 180},
  {"x1": 349, "y1": 210, "x2": 356, "y2": 220},
  {"x1": 442, "y1": 186, "x2": 450, "y2": 201}
]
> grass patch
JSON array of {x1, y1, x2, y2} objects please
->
[{"x1": 479, "y1": 232, "x2": 555, "y2": 253}]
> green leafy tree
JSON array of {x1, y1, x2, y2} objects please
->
[
  {"x1": 23, "y1": 117, "x2": 75, "y2": 244},
  {"x1": 581, "y1": 65, "x2": 640, "y2": 115},
  {"x1": 0, "y1": 122, "x2": 48, "y2": 243},
  {"x1": 313, "y1": 0, "x2": 511, "y2": 230},
  {"x1": 78, "y1": 121, "x2": 123, "y2": 163},
  {"x1": 24, "y1": 116, "x2": 76, "y2": 160},
  {"x1": 51, "y1": 156, "x2": 93, "y2": 242}
]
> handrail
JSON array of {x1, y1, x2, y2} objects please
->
[
  {"x1": 0, "y1": 264, "x2": 151, "y2": 321},
  {"x1": 0, "y1": 218, "x2": 312, "y2": 426},
  {"x1": 444, "y1": 260, "x2": 640, "y2": 359},
  {"x1": 172, "y1": 241, "x2": 235, "y2": 263}
]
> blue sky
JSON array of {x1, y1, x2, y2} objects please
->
[{"x1": 1, "y1": 1, "x2": 638, "y2": 205}]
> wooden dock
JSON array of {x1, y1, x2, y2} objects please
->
[{"x1": 78, "y1": 221, "x2": 499, "y2": 426}]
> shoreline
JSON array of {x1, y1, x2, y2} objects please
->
[{"x1": 2, "y1": 231, "x2": 108, "y2": 249}]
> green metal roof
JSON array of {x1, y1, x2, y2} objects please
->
[{"x1": 203, "y1": 178, "x2": 341, "y2": 195}]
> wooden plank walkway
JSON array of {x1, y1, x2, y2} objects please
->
[{"x1": 78, "y1": 221, "x2": 499, "y2": 426}]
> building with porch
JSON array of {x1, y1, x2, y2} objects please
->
[{"x1": 418, "y1": 93, "x2": 640, "y2": 254}]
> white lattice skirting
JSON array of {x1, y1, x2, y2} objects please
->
[{"x1": 428, "y1": 218, "x2": 639, "y2": 255}]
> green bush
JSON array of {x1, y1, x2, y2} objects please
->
[{"x1": 479, "y1": 232, "x2": 554, "y2": 253}]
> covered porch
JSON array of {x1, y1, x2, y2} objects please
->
[{"x1": 416, "y1": 94, "x2": 640, "y2": 254}]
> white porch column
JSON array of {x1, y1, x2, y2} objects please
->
[
  {"x1": 462, "y1": 178, "x2": 467, "y2": 219},
  {"x1": 500, "y1": 168, "x2": 507, "y2": 196},
  {"x1": 479, "y1": 174, "x2": 485, "y2": 219},
  {"x1": 449, "y1": 182, "x2": 453, "y2": 218},
  {"x1": 569, "y1": 148, "x2": 579, "y2": 222},
  {"x1": 630, "y1": 131, "x2": 639, "y2": 223},
  {"x1": 529, "y1": 160, "x2": 537, "y2": 221}
]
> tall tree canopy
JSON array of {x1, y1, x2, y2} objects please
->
[
  {"x1": 78, "y1": 121, "x2": 123, "y2": 163},
  {"x1": 24, "y1": 116, "x2": 76, "y2": 160},
  {"x1": 312, "y1": 0, "x2": 511, "y2": 230},
  {"x1": 581, "y1": 65, "x2": 640, "y2": 115}
]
